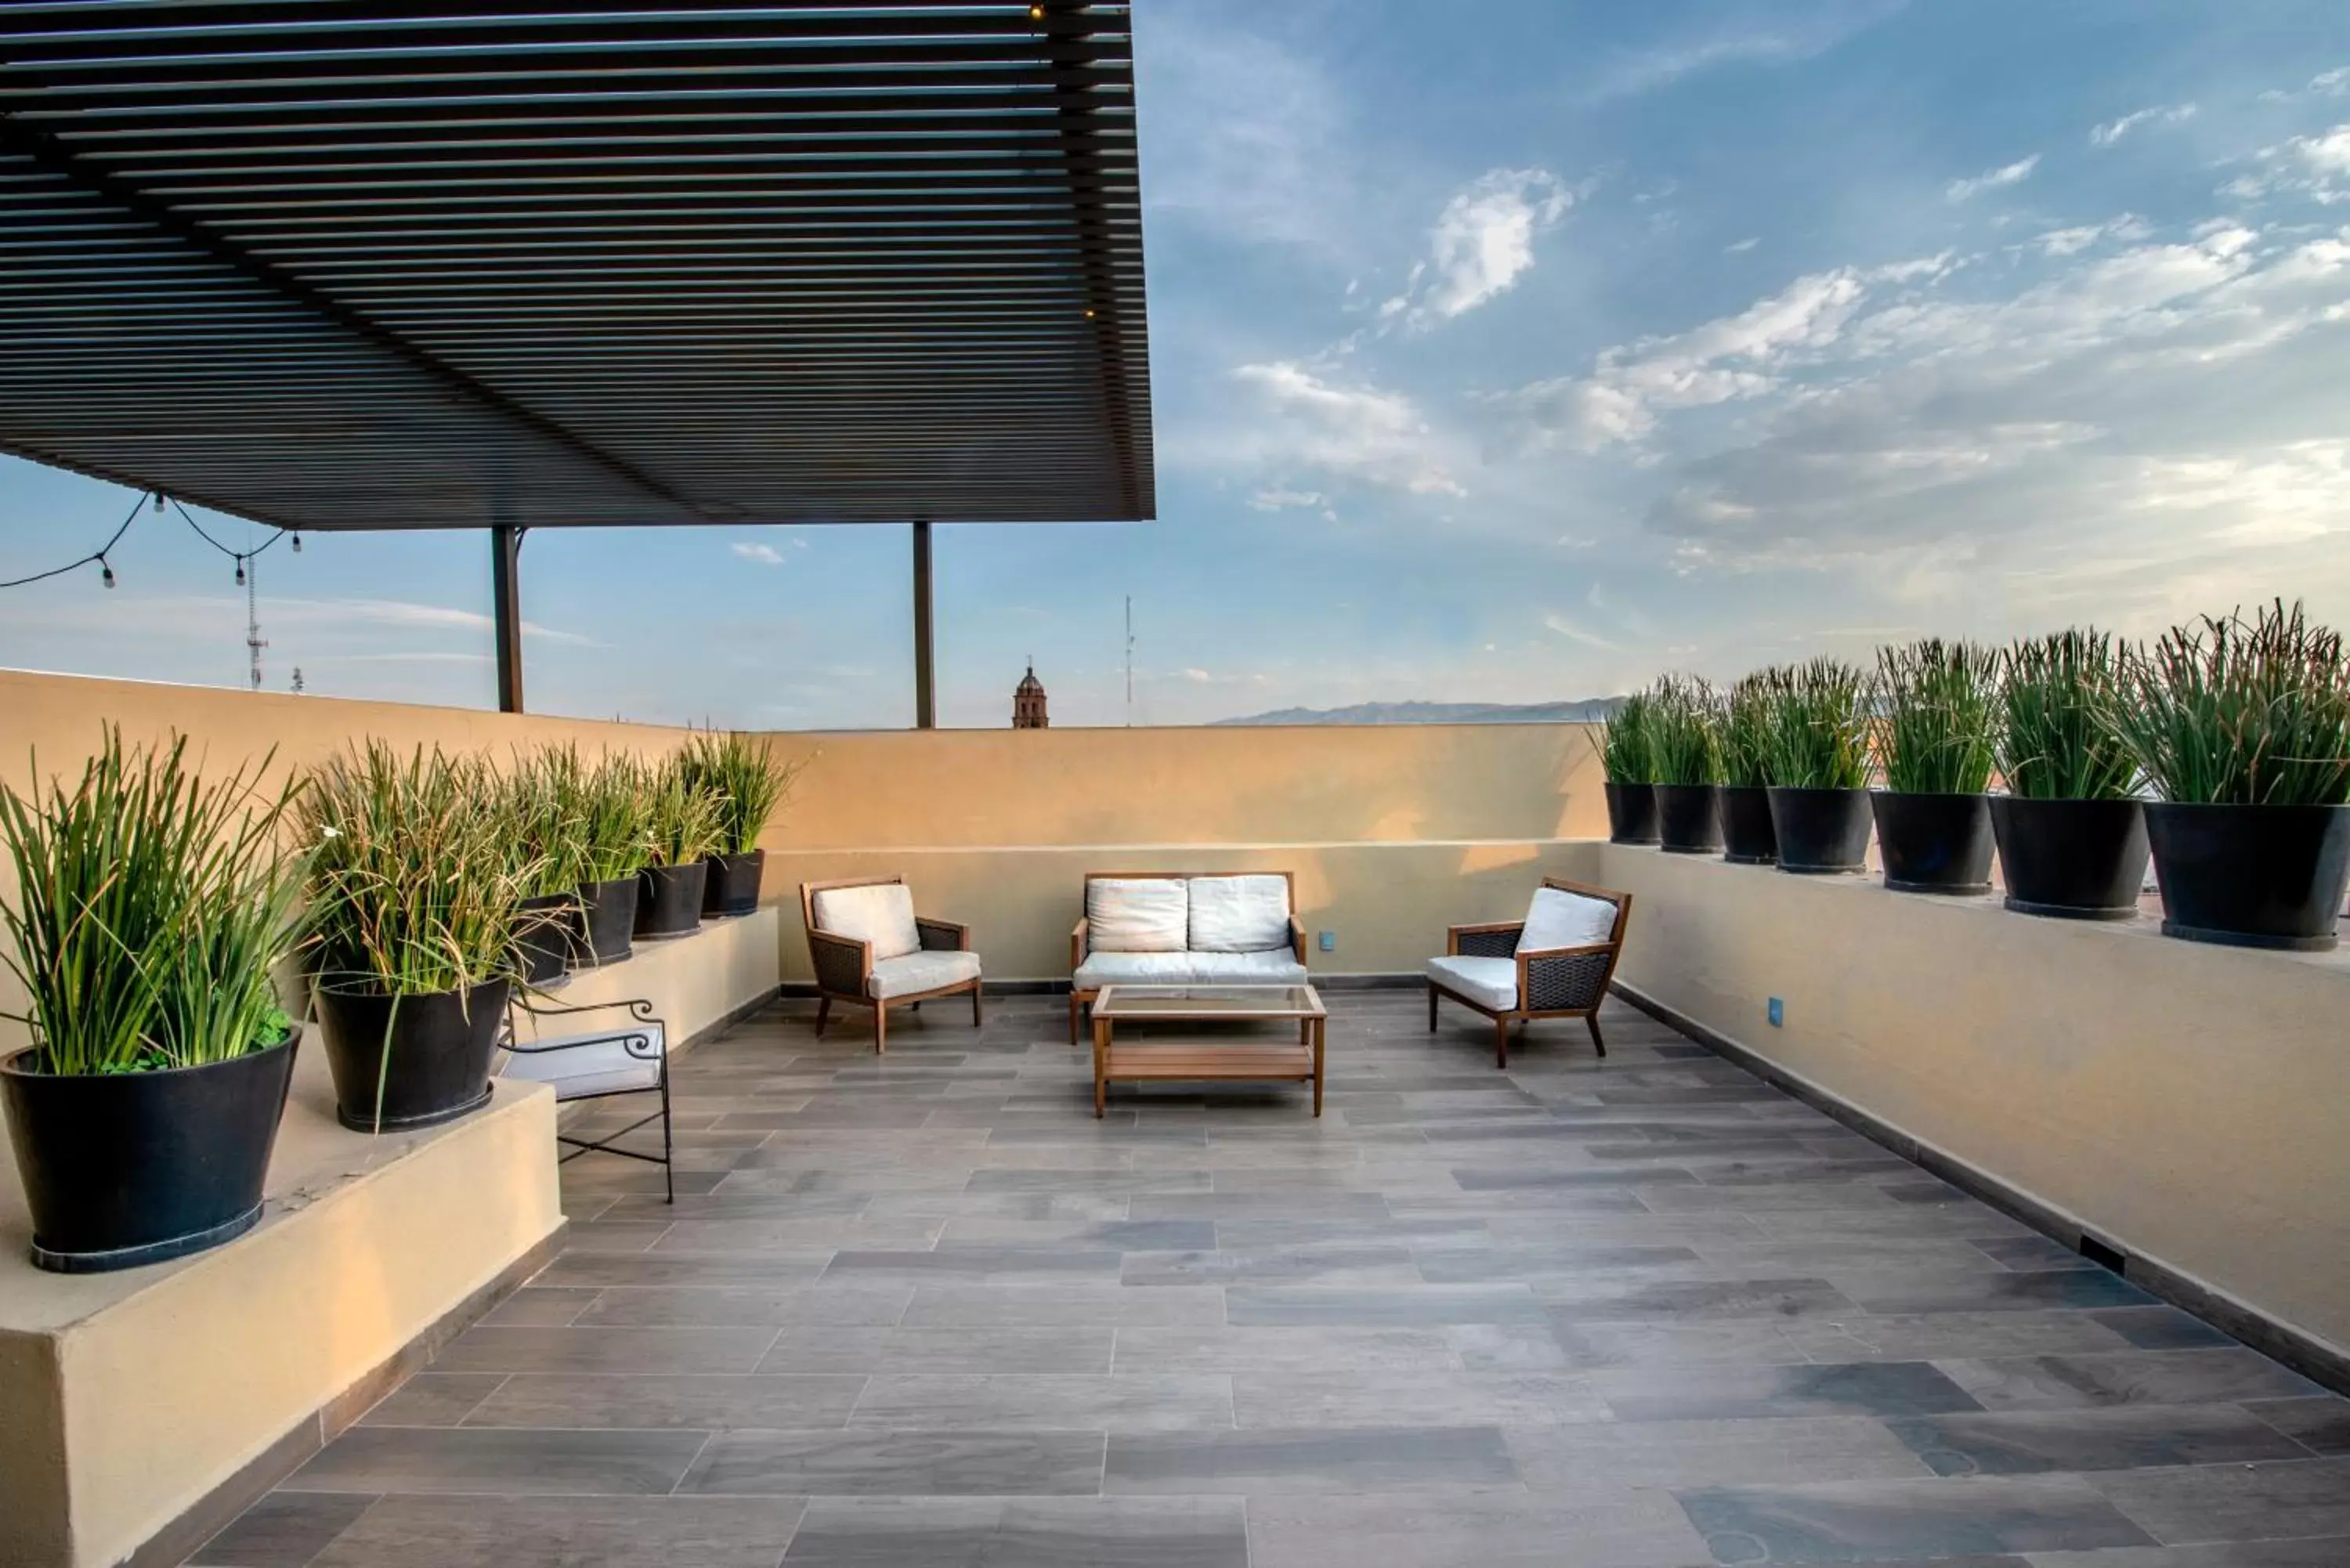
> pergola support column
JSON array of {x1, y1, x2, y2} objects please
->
[
  {"x1": 492, "y1": 524, "x2": 525, "y2": 714},
  {"x1": 913, "y1": 519, "x2": 935, "y2": 729}
]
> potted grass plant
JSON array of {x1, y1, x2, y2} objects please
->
[
  {"x1": 1872, "y1": 638, "x2": 2000, "y2": 894},
  {"x1": 504, "y1": 748, "x2": 589, "y2": 986},
  {"x1": 1991, "y1": 630, "x2": 2148, "y2": 919},
  {"x1": 634, "y1": 751, "x2": 725, "y2": 938},
  {"x1": 1597, "y1": 690, "x2": 1659, "y2": 844},
  {"x1": 1720, "y1": 668, "x2": 1784, "y2": 865},
  {"x1": 682, "y1": 731, "x2": 801, "y2": 918},
  {"x1": 2111, "y1": 600, "x2": 2350, "y2": 950},
  {"x1": 0, "y1": 731, "x2": 304, "y2": 1272},
  {"x1": 1765, "y1": 657, "x2": 1876, "y2": 873},
  {"x1": 301, "y1": 742, "x2": 534, "y2": 1132},
  {"x1": 571, "y1": 752, "x2": 651, "y2": 964},
  {"x1": 1650, "y1": 677, "x2": 1726, "y2": 854}
]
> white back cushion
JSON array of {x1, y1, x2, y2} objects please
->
[
  {"x1": 1521, "y1": 885, "x2": 1619, "y2": 952},
  {"x1": 812, "y1": 881, "x2": 920, "y2": 960},
  {"x1": 1188, "y1": 875, "x2": 1292, "y2": 952},
  {"x1": 1086, "y1": 878, "x2": 1189, "y2": 952}
]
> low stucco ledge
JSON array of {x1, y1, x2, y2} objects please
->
[{"x1": 0, "y1": 1056, "x2": 563, "y2": 1568}]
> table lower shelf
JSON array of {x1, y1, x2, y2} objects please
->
[
  {"x1": 1092, "y1": 1036, "x2": 1324, "y2": 1117},
  {"x1": 1101, "y1": 1042, "x2": 1316, "y2": 1082}
]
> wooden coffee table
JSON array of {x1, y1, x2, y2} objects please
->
[{"x1": 1088, "y1": 984, "x2": 1327, "y2": 1118}]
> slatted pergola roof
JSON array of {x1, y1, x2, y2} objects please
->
[{"x1": 0, "y1": 1, "x2": 1153, "y2": 533}]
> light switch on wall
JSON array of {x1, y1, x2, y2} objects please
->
[{"x1": 1318, "y1": 930, "x2": 1336, "y2": 952}]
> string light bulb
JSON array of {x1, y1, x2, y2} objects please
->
[
  {"x1": 152, "y1": 491, "x2": 166, "y2": 513},
  {"x1": 1029, "y1": 3, "x2": 1044, "y2": 17},
  {"x1": 234, "y1": 557, "x2": 246, "y2": 587},
  {"x1": 100, "y1": 558, "x2": 116, "y2": 589},
  {"x1": 291, "y1": 532, "x2": 302, "y2": 554}
]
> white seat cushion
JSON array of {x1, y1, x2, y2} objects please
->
[
  {"x1": 1187, "y1": 875, "x2": 1292, "y2": 952},
  {"x1": 812, "y1": 882, "x2": 921, "y2": 960},
  {"x1": 1188, "y1": 948, "x2": 1310, "y2": 986},
  {"x1": 868, "y1": 949, "x2": 982, "y2": 999},
  {"x1": 1520, "y1": 885, "x2": 1619, "y2": 952},
  {"x1": 1073, "y1": 950, "x2": 1198, "y2": 989},
  {"x1": 501, "y1": 1023, "x2": 666, "y2": 1100},
  {"x1": 1086, "y1": 878, "x2": 1190, "y2": 952},
  {"x1": 1426, "y1": 955, "x2": 1519, "y2": 1012}
]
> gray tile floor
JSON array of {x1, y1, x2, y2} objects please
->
[{"x1": 193, "y1": 992, "x2": 2350, "y2": 1567}]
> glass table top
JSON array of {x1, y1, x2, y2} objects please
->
[{"x1": 1092, "y1": 984, "x2": 1325, "y2": 1019}]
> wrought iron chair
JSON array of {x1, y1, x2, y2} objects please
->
[{"x1": 501, "y1": 995, "x2": 674, "y2": 1204}]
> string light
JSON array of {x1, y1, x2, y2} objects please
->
[
  {"x1": 0, "y1": 493, "x2": 143, "y2": 591},
  {"x1": 2, "y1": 491, "x2": 299, "y2": 592}
]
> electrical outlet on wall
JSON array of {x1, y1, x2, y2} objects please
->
[
  {"x1": 1767, "y1": 996, "x2": 1784, "y2": 1028},
  {"x1": 1318, "y1": 930, "x2": 1336, "y2": 952}
]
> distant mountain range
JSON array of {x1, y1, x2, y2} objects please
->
[{"x1": 1213, "y1": 698, "x2": 1621, "y2": 727}]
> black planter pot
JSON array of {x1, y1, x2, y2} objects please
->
[
  {"x1": 314, "y1": 979, "x2": 510, "y2": 1133},
  {"x1": 636, "y1": 861, "x2": 709, "y2": 939},
  {"x1": 702, "y1": 849, "x2": 766, "y2": 917},
  {"x1": 1766, "y1": 786, "x2": 1874, "y2": 874},
  {"x1": 514, "y1": 892, "x2": 584, "y2": 987},
  {"x1": 2143, "y1": 801, "x2": 2350, "y2": 952},
  {"x1": 1990, "y1": 797, "x2": 2149, "y2": 920},
  {"x1": 580, "y1": 876, "x2": 640, "y2": 965},
  {"x1": 0, "y1": 1032, "x2": 298, "y2": 1273},
  {"x1": 1872, "y1": 791, "x2": 1995, "y2": 895},
  {"x1": 1605, "y1": 782, "x2": 1659, "y2": 845},
  {"x1": 1654, "y1": 783, "x2": 1723, "y2": 854},
  {"x1": 1720, "y1": 785, "x2": 1779, "y2": 865}
]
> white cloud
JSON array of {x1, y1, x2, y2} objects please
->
[
  {"x1": 731, "y1": 542, "x2": 784, "y2": 566},
  {"x1": 2091, "y1": 103, "x2": 2196, "y2": 147},
  {"x1": 1135, "y1": 14, "x2": 1355, "y2": 253},
  {"x1": 1180, "y1": 667, "x2": 1213, "y2": 684},
  {"x1": 1616, "y1": 218, "x2": 2350, "y2": 623},
  {"x1": 2226, "y1": 124, "x2": 2350, "y2": 207},
  {"x1": 1946, "y1": 154, "x2": 2041, "y2": 202},
  {"x1": 1725, "y1": 237, "x2": 1760, "y2": 254},
  {"x1": 1379, "y1": 169, "x2": 1571, "y2": 329},
  {"x1": 1580, "y1": 2, "x2": 1907, "y2": 102},
  {"x1": 1542, "y1": 612, "x2": 1618, "y2": 650},
  {"x1": 1227, "y1": 361, "x2": 1466, "y2": 495},
  {"x1": 1505, "y1": 269, "x2": 1871, "y2": 450}
]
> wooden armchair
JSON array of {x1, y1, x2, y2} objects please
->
[
  {"x1": 800, "y1": 876, "x2": 982, "y2": 1053},
  {"x1": 1427, "y1": 876, "x2": 1631, "y2": 1068}
]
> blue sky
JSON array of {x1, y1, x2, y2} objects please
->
[{"x1": 4, "y1": 0, "x2": 2348, "y2": 728}]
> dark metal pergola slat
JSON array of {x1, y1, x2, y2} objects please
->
[
  {"x1": 0, "y1": 2, "x2": 1152, "y2": 722},
  {"x1": 0, "y1": 1, "x2": 1152, "y2": 541}
]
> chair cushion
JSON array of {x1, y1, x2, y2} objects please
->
[
  {"x1": 1520, "y1": 885, "x2": 1619, "y2": 952},
  {"x1": 1426, "y1": 955, "x2": 1519, "y2": 1012},
  {"x1": 1073, "y1": 950, "x2": 1199, "y2": 989},
  {"x1": 812, "y1": 882, "x2": 920, "y2": 960},
  {"x1": 500, "y1": 1023, "x2": 666, "y2": 1100},
  {"x1": 868, "y1": 948, "x2": 982, "y2": 999},
  {"x1": 1188, "y1": 875, "x2": 1292, "y2": 952},
  {"x1": 1086, "y1": 878, "x2": 1189, "y2": 952},
  {"x1": 1188, "y1": 948, "x2": 1310, "y2": 986}
]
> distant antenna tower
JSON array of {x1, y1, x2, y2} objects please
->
[
  {"x1": 244, "y1": 552, "x2": 267, "y2": 690},
  {"x1": 1124, "y1": 595, "x2": 1134, "y2": 727}
]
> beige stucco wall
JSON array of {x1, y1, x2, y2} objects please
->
[
  {"x1": 0, "y1": 669, "x2": 1608, "y2": 1010},
  {"x1": 0, "y1": 1060, "x2": 562, "y2": 1568},
  {"x1": 1593, "y1": 840, "x2": 2350, "y2": 1360}
]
